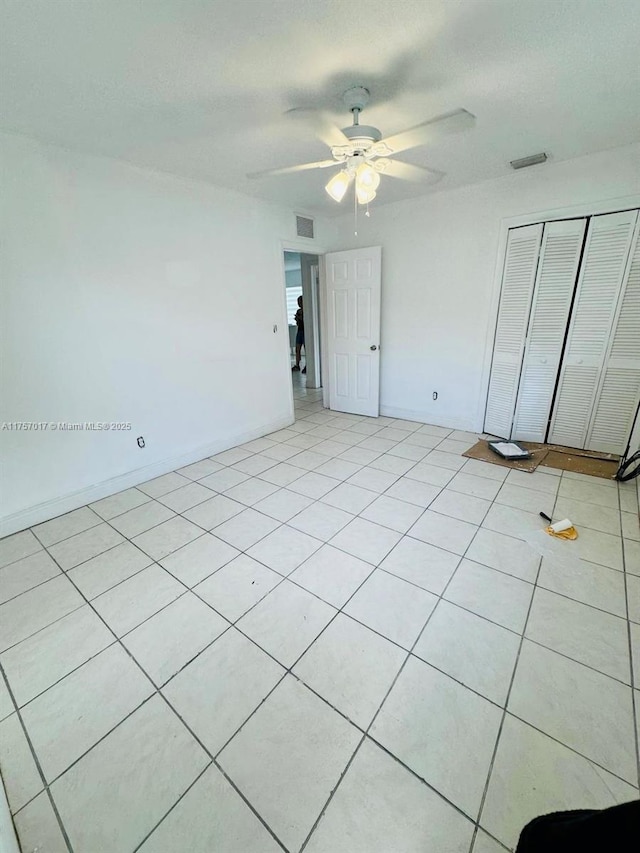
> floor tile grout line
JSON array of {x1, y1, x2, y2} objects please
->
[
  {"x1": 363, "y1": 464, "x2": 575, "y2": 846},
  {"x1": 10, "y1": 492, "x2": 369, "y2": 711},
  {"x1": 0, "y1": 552, "x2": 185, "y2": 657},
  {"x1": 266, "y1": 552, "x2": 639, "y2": 713},
  {"x1": 12, "y1": 612, "x2": 286, "y2": 853},
  {"x1": 34, "y1": 520, "x2": 196, "y2": 647},
  {"x1": 158, "y1": 685, "x2": 291, "y2": 852},
  {"x1": 129, "y1": 760, "x2": 215, "y2": 853},
  {"x1": 143, "y1": 508, "x2": 399, "y2": 850},
  {"x1": 42, "y1": 508, "x2": 182, "y2": 552},
  {"x1": 298, "y1": 501, "x2": 491, "y2": 851},
  {"x1": 190, "y1": 538, "x2": 417, "y2": 845},
  {"x1": 510, "y1": 634, "x2": 635, "y2": 688},
  {"x1": 0, "y1": 567, "x2": 73, "y2": 609},
  {"x1": 22, "y1": 526, "x2": 244, "y2": 847},
  {"x1": 89, "y1": 492, "x2": 152, "y2": 521},
  {"x1": 0, "y1": 546, "x2": 49, "y2": 574},
  {"x1": 36, "y1": 464, "x2": 314, "y2": 552},
  {"x1": 213, "y1": 760, "x2": 290, "y2": 853},
  {"x1": 500, "y1": 709, "x2": 639, "y2": 790},
  {"x1": 225, "y1": 557, "x2": 395, "y2": 847},
  {"x1": 27, "y1": 518, "x2": 302, "y2": 853},
  {"x1": 5, "y1": 430, "x2": 606, "y2": 685},
  {"x1": 21, "y1": 482, "x2": 365, "y2": 850},
  {"x1": 8, "y1": 635, "x2": 121, "y2": 712},
  {"x1": 9, "y1": 580, "x2": 635, "y2": 850},
  {"x1": 0, "y1": 601, "x2": 87, "y2": 657},
  {"x1": 619, "y1": 492, "x2": 640, "y2": 790},
  {"x1": 47, "y1": 534, "x2": 151, "y2": 574},
  {"x1": 469, "y1": 471, "x2": 577, "y2": 846},
  {"x1": 469, "y1": 551, "x2": 544, "y2": 850},
  {"x1": 5, "y1": 477, "x2": 458, "y2": 611},
  {"x1": 4, "y1": 410, "x2": 632, "y2": 848},
  {"x1": 28, "y1": 506, "x2": 104, "y2": 544},
  {"x1": 297, "y1": 732, "x2": 367, "y2": 853},
  {"x1": 28, "y1": 692, "x2": 158, "y2": 795},
  {"x1": 0, "y1": 664, "x2": 75, "y2": 853},
  {"x1": 5, "y1": 433, "x2": 624, "y2": 651},
  {"x1": 205, "y1": 544, "x2": 385, "y2": 759},
  {"x1": 535, "y1": 576, "x2": 630, "y2": 618},
  {"x1": 364, "y1": 732, "x2": 511, "y2": 849}
]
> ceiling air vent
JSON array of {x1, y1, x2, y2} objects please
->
[
  {"x1": 296, "y1": 215, "x2": 315, "y2": 239},
  {"x1": 510, "y1": 152, "x2": 548, "y2": 170}
]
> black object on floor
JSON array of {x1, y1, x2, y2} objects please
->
[{"x1": 515, "y1": 800, "x2": 640, "y2": 852}]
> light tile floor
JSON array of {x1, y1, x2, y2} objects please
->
[{"x1": 1, "y1": 380, "x2": 639, "y2": 852}]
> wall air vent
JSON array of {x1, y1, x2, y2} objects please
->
[
  {"x1": 510, "y1": 152, "x2": 548, "y2": 170},
  {"x1": 296, "y1": 215, "x2": 315, "y2": 239}
]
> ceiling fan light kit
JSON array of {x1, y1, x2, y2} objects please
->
[
  {"x1": 325, "y1": 170, "x2": 352, "y2": 202},
  {"x1": 249, "y1": 86, "x2": 476, "y2": 210}
]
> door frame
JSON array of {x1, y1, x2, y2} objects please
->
[
  {"x1": 479, "y1": 193, "x2": 640, "y2": 434},
  {"x1": 279, "y1": 239, "x2": 326, "y2": 418}
]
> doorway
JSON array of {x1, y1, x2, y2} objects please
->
[{"x1": 283, "y1": 251, "x2": 322, "y2": 390}]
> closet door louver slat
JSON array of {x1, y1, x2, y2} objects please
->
[
  {"x1": 548, "y1": 209, "x2": 639, "y2": 450},
  {"x1": 512, "y1": 218, "x2": 587, "y2": 442},
  {"x1": 484, "y1": 223, "x2": 543, "y2": 438},
  {"x1": 586, "y1": 215, "x2": 640, "y2": 453}
]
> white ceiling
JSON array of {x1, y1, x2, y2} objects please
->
[{"x1": 2, "y1": 0, "x2": 639, "y2": 215}]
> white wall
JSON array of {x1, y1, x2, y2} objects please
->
[
  {"x1": 0, "y1": 133, "x2": 329, "y2": 534},
  {"x1": 285, "y1": 269, "x2": 302, "y2": 288},
  {"x1": 327, "y1": 143, "x2": 640, "y2": 432},
  {"x1": 284, "y1": 251, "x2": 302, "y2": 289}
]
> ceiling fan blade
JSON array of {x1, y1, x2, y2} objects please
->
[
  {"x1": 247, "y1": 159, "x2": 339, "y2": 179},
  {"x1": 380, "y1": 108, "x2": 475, "y2": 155},
  {"x1": 381, "y1": 160, "x2": 444, "y2": 184},
  {"x1": 285, "y1": 108, "x2": 350, "y2": 148}
]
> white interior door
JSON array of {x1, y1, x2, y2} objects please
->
[
  {"x1": 484, "y1": 223, "x2": 543, "y2": 437},
  {"x1": 325, "y1": 246, "x2": 381, "y2": 416},
  {"x1": 586, "y1": 213, "x2": 640, "y2": 453},
  {"x1": 512, "y1": 218, "x2": 587, "y2": 441},
  {"x1": 549, "y1": 209, "x2": 639, "y2": 449}
]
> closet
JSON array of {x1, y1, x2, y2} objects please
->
[{"x1": 484, "y1": 208, "x2": 640, "y2": 455}]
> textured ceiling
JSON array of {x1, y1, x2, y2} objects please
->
[{"x1": 2, "y1": 0, "x2": 639, "y2": 214}]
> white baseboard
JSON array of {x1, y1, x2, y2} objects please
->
[
  {"x1": 379, "y1": 404, "x2": 477, "y2": 432},
  {"x1": 0, "y1": 415, "x2": 293, "y2": 538}
]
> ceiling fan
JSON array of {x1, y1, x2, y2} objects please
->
[{"x1": 247, "y1": 87, "x2": 475, "y2": 206}]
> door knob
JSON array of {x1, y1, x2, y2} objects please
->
[{"x1": 370, "y1": 345, "x2": 378, "y2": 351}]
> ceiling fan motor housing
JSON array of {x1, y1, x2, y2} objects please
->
[
  {"x1": 338, "y1": 87, "x2": 382, "y2": 157},
  {"x1": 343, "y1": 86, "x2": 371, "y2": 111},
  {"x1": 341, "y1": 124, "x2": 382, "y2": 145}
]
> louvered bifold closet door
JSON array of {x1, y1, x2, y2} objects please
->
[
  {"x1": 586, "y1": 213, "x2": 640, "y2": 453},
  {"x1": 484, "y1": 223, "x2": 543, "y2": 438},
  {"x1": 549, "y1": 209, "x2": 639, "y2": 449},
  {"x1": 511, "y1": 218, "x2": 587, "y2": 441}
]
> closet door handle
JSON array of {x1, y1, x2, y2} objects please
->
[{"x1": 540, "y1": 358, "x2": 547, "y2": 363}]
